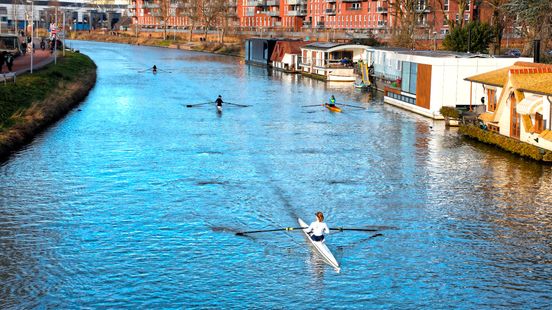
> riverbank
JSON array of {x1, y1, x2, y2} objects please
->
[
  {"x1": 459, "y1": 125, "x2": 552, "y2": 162},
  {"x1": 0, "y1": 52, "x2": 97, "y2": 161},
  {"x1": 69, "y1": 31, "x2": 244, "y2": 57}
]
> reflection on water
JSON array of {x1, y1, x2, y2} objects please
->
[{"x1": 0, "y1": 41, "x2": 551, "y2": 308}]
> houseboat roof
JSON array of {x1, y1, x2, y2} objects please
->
[
  {"x1": 271, "y1": 41, "x2": 309, "y2": 62},
  {"x1": 303, "y1": 42, "x2": 369, "y2": 52},
  {"x1": 465, "y1": 62, "x2": 552, "y2": 96}
]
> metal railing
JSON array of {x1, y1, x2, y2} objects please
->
[
  {"x1": 287, "y1": 9, "x2": 307, "y2": 16},
  {"x1": 266, "y1": 0, "x2": 279, "y2": 5},
  {"x1": 287, "y1": 0, "x2": 306, "y2": 5}
]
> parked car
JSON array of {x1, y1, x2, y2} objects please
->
[{"x1": 505, "y1": 49, "x2": 521, "y2": 57}]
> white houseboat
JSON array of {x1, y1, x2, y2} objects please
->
[
  {"x1": 365, "y1": 48, "x2": 531, "y2": 119},
  {"x1": 299, "y1": 43, "x2": 369, "y2": 82}
]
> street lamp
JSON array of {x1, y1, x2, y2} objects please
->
[{"x1": 27, "y1": 0, "x2": 34, "y2": 73}]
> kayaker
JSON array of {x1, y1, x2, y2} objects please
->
[
  {"x1": 152, "y1": 65, "x2": 157, "y2": 73},
  {"x1": 215, "y1": 95, "x2": 223, "y2": 108},
  {"x1": 329, "y1": 95, "x2": 336, "y2": 107},
  {"x1": 306, "y1": 212, "x2": 330, "y2": 242}
]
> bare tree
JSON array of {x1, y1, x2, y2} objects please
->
[
  {"x1": 504, "y1": 0, "x2": 552, "y2": 54},
  {"x1": 179, "y1": 0, "x2": 201, "y2": 41},
  {"x1": 150, "y1": 0, "x2": 173, "y2": 39},
  {"x1": 389, "y1": 0, "x2": 432, "y2": 48},
  {"x1": 480, "y1": 0, "x2": 508, "y2": 55},
  {"x1": 200, "y1": 0, "x2": 225, "y2": 41},
  {"x1": 434, "y1": 0, "x2": 470, "y2": 30}
]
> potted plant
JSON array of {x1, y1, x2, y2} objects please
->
[{"x1": 440, "y1": 106, "x2": 461, "y2": 126}]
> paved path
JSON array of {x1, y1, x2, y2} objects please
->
[{"x1": 1, "y1": 50, "x2": 54, "y2": 75}]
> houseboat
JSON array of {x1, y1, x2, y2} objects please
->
[
  {"x1": 270, "y1": 40, "x2": 309, "y2": 73},
  {"x1": 299, "y1": 43, "x2": 370, "y2": 81},
  {"x1": 245, "y1": 38, "x2": 278, "y2": 67},
  {"x1": 366, "y1": 48, "x2": 531, "y2": 119},
  {"x1": 465, "y1": 62, "x2": 552, "y2": 152}
]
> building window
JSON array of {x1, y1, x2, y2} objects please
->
[
  {"x1": 535, "y1": 113, "x2": 544, "y2": 133},
  {"x1": 444, "y1": 0, "x2": 449, "y2": 11},
  {"x1": 487, "y1": 88, "x2": 497, "y2": 112},
  {"x1": 352, "y1": 3, "x2": 361, "y2": 10}
]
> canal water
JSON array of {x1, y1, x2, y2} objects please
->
[{"x1": 1, "y1": 41, "x2": 551, "y2": 308}]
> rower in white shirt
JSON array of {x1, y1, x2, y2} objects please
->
[{"x1": 306, "y1": 211, "x2": 330, "y2": 242}]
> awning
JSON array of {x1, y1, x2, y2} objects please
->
[{"x1": 517, "y1": 95, "x2": 543, "y2": 115}]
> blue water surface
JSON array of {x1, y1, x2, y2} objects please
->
[{"x1": 0, "y1": 41, "x2": 551, "y2": 309}]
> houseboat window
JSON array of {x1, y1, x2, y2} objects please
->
[
  {"x1": 401, "y1": 62, "x2": 418, "y2": 95},
  {"x1": 535, "y1": 113, "x2": 544, "y2": 134}
]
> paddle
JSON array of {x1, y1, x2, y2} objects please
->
[
  {"x1": 330, "y1": 227, "x2": 379, "y2": 232},
  {"x1": 302, "y1": 104, "x2": 324, "y2": 107},
  {"x1": 236, "y1": 227, "x2": 306, "y2": 236},
  {"x1": 225, "y1": 102, "x2": 251, "y2": 107},
  {"x1": 336, "y1": 103, "x2": 367, "y2": 109},
  {"x1": 185, "y1": 102, "x2": 213, "y2": 108}
]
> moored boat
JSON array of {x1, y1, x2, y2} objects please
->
[{"x1": 298, "y1": 218, "x2": 340, "y2": 271}]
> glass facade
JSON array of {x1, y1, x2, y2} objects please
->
[{"x1": 401, "y1": 62, "x2": 417, "y2": 95}]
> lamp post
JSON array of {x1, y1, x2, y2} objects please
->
[{"x1": 27, "y1": 0, "x2": 34, "y2": 73}]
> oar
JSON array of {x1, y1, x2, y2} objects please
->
[
  {"x1": 330, "y1": 227, "x2": 379, "y2": 232},
  {"x1": 236, "y1": 227, "x2": 306, "y2": 236},
  {"x1": 336, "y1": 103, "x2": 367, "y2": 109},
  {"x1": 157, "y1": 68, "x2": 172, "y2": 73},
  {"x1": 302, "y1": 104, "x2": 323, "y2": 107},
  {"x1": 225, "y1": 102, "x2": 251, "y2": 107},
  {"x1": 185, "y1": 102, "x2": 212, "y2": 108}
]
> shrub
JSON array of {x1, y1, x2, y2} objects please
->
[
  {"x1": 459, "y1": 125, "x2": 552, "y2": 162},
  {"x1": 440, "y1": 106, "x2": 460, "y2": 119}
]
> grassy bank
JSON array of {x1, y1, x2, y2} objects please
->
[
  {"x1": 70, "y1": 31, "x2": 244, "y2": 57},
  {"x1": 0, "y1": 52, "x2": 97, "y2": 160},
  {"x1": 459, "y1": 125, "x2": 552, "y2": 162}
]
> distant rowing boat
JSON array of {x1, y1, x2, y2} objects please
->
[{"x1": 324, "y1": 104, "x2": 342, "y2": 113}]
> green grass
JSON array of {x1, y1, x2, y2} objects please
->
[{"x1": 0, "y1": 52, "x2": 96, "y2": 131}]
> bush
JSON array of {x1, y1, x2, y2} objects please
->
[
  {"x1": 443, "y1": 22, "x2": 494, "y2": 53},
  {"x1": 459, "y1": 125, "x2": 552, "y2": 162},
  {"x1": 440, "y1": 106, "x2": 460, "y2": 119}
]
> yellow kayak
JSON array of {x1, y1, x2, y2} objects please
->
[{"x1": 324, "y1": 103, "x2": 342, "y2": 113}]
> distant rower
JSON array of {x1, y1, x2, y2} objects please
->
[
  {"x1": 215, "y1": 95, "x2": 223, "y2": 112},
  {"x1": 152, "y1": 65, "x2": 157, "y2": 74}
]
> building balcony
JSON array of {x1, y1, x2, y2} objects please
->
[
  {"x1": 377, "y1": 6, "x2": 387, "y2": 13},
  {"x1": 287, "y1": 9, "x2": 307, "y2": 16},
  {"x1": 262, "y1": 11, "x2": 280, "y2": 16},
  {"x1": 416, "y1": 6, "x2": 431, "y2": 13},
  {"x1": 245, "y1": 0, "x2": 257, "y2": 5},
  {"x1": 303, "y1": 21, "x2": 311, "y2": 27},
  {"x1": 143, "y1": 3, "x2": 160, "y2": 9},
  {"x1": 316, "y1": 21, "x2": 325, "y2": 28},
  {"x1": 245, "y1": 11, "x2": 255, "y2": 16},
  {"x1": 266, "y1": 0, "x2": 279, "y2": 5},
  {"x1": 377, "y1": 21, "x2": 387, "y2": 28},
  {"x1": 325, "y1": 8, "x2": 336, "y2": 15},
  {"x1": 128, "y1": 4, "x2": 136, "y2": 9},
  {"x1": 287, "y1": 0, "x2": 306, "y2": 4},
  {"x1": 274, "y1": 21, "x2": 282, "y2": 27}
]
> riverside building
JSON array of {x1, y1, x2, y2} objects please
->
[{"x1": 127, "y1": 0, "x2": 493, "y2": 39}]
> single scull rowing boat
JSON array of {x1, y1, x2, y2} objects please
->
[{"x1": 298, "y1": 218, "x2": 340, "y2": 271}]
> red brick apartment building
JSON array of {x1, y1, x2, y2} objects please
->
[{"x1": 130, "y1": 0, "x2": 490, "y2": 38}]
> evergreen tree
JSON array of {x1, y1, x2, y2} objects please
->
[{"x1": 442, "y1": 22, "x2": 494, "y2": 53}]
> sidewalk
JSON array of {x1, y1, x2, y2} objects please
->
[{"x1": 1, "y1": 50, "x2": 54, "y2": 75}]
